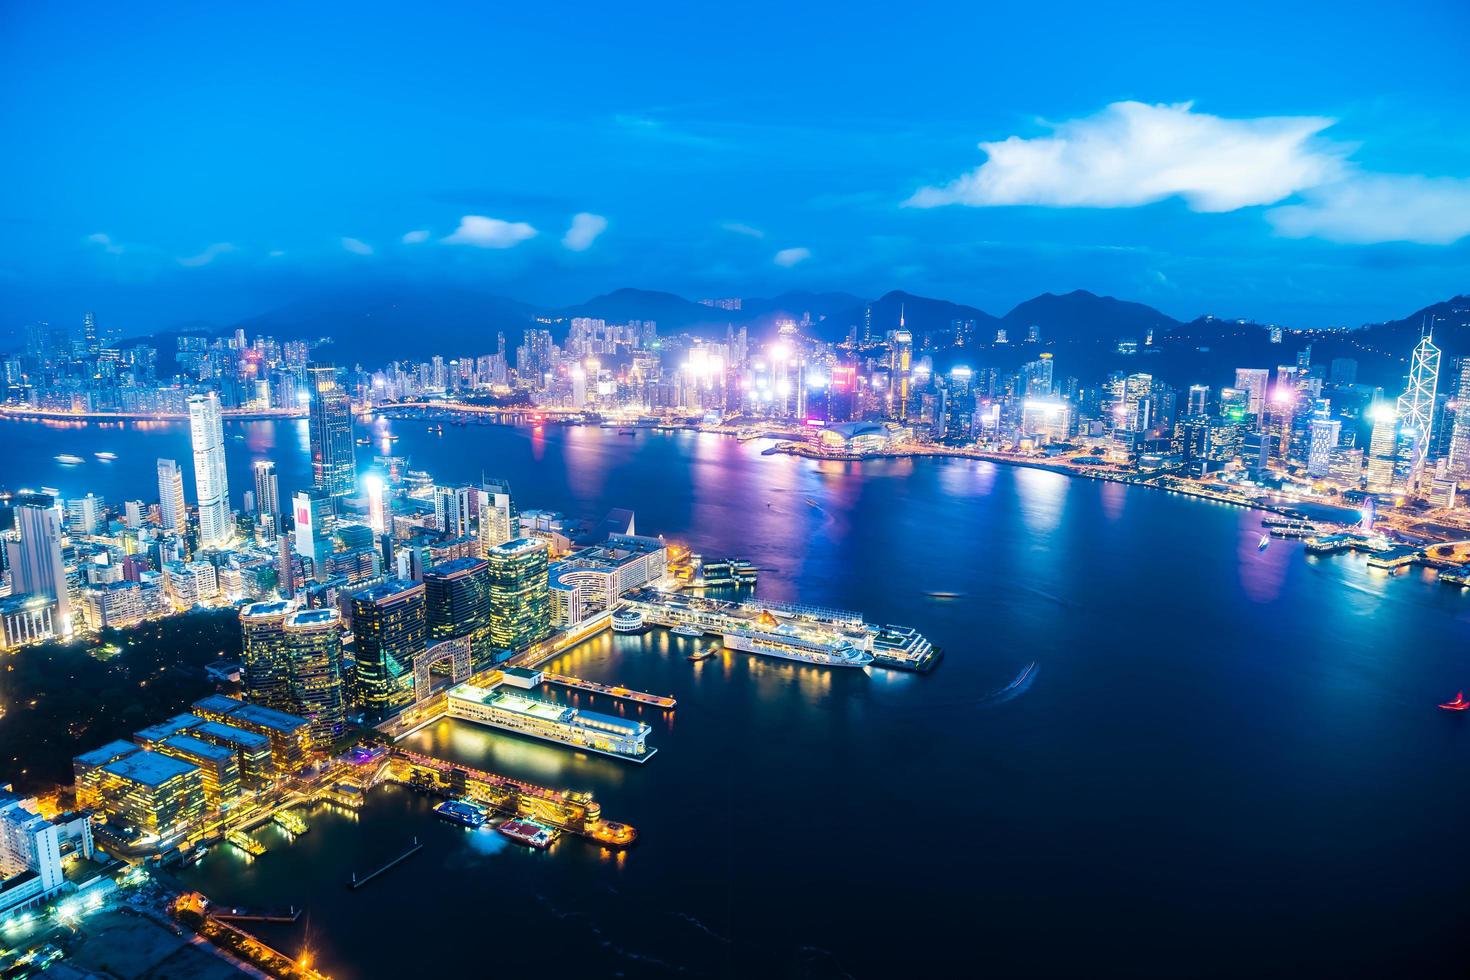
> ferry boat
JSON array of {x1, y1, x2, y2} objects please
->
[
  {"x1": 93, "y1": 451, "x2": 118, "y2": 461},
  {"x1": 54, "y1": 454, "x2": 84, "y2": 465},
  {"x1": 355, "y1": 437, "x2": 371, "y2": 445},
  {"x1": 498, "y1": 817, "x2": 558, "y2": 849},
  {"x1": 1439, "y1": 692, "x2": 1470, "y2": 712},
  {"x1": 671, "y1": 624, "x2": 704, "y2": 637},
  {"x1": 925, "y1": 591, "x2": 964, "y2": 599},
  {"x1": 688, "y1": 645, "x2": 718, "y2": 662},
  {"x1": 434, "y1": 799, "x2": 488, "y2": 828}
]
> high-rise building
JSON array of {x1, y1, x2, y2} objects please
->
[
  {"x1": 434, "y1": 485, "x2": 474, "y2": 538},
  {"x1": 5, "y1": 493, "x2": 71, "y2": 635},
  {"x1": 1448, "y1": 361, "x2": 1470, "y2": 476},
  {"x1": 1366, "y1": 404, "x2": 1402, "y2": 494},
  {"x1": 1307, "y1": 418, "x2": 1341, "y2": 478},
  {"x1": 351, "y1": 579, "x2": 427, "y2": 713},
  {"x1": 253, "y1": 460, "x2": 281, "y2": 542},
  {"x1": 307, "y1": 364, "x2": 357, "y2": 508},
  {"x1": 1396, "y1": 331, "x2": 1441, "y2": 493},
  {"x1": 424, "y1": 557, "x2": 495, "y2": 668},
  {"x1": 156, "y1": 458, "x2": 186, "y2": 533},
  {"x1": 282, "y1": 608, "x2": 346, "y2": 749},
  {"x1": 188, "y1": 393, "x2": 232, "y2": 547},
  {"x1": 486, "y1": 538, "x2": 550, "y2": 653},
  {"x1": 1234, "y1": 369, "x2": 1270, "y2": 421},
  {"x1": 240, "y1": 600, "x2": 294, "y2": 711},
  {"x1": 1187, "y1": 385, "x2": 1210, "y2": 417}
]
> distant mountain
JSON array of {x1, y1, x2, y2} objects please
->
[
  {"x1": 739, "y1": 291, "x2": 865, "y2": 321},
  {"x1": 817, "y1": 290, "x2": 1001, "y2": 344},
  {"x1": 1001, "y1": 290, "x2": 1180, "y2": 343},
  {"x1": 233, "y1": 285, "x2": 536, "y2": 365},
  {"x1": 550, "y1": 288, "x2": 723, "y2": 332}
]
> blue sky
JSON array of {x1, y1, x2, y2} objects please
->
[{"x1": 3, "y1": 0, "x2": 1469, "y2": 334}]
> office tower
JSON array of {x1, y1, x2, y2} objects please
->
[
  {"x1": 1121, "y1": 373, "x2": 1154, "y2": 432},
  {"x1": 1366, "y1": 405, "x2": 1401, "y2": 493},
  {"x1": 307, "y1": 364, "x2": 357, "y2": 508},
  {"x1": 424, "y1": 557, "x2": 495, "y2": 668},
  {"x1": 889, "y1": 317, "x2": 913, "y2": 421},
  {"x1": 64, "y1": 494, "x2": 102, "y2": 535},
  {"x1": 1187, "y1": 385, "x2": 1209, "y2": 417},
  {"x1": 1307, "y1": 418, "x2": 1341, "y2": 478},
  {"x1": 364, "y1": 474, "x2": 387, "y2": 534},
  {"x1": 82, "y1": 310, "x2": 98, "y2": 356},
  {"x1": 188, "y1": 393, "x2": 232, "y2": 547},
  {"x1": 156, "y1": 458, "x2": 186, "y2": 533},
  {"x1": 434, "y1": 484, "x2": 473, "y2": 538},
  {"x1": 1448, "y1": 361, "x2": 1470, "y2": 476},
  {"x1": 1330, "y1": 358, "x2": 1359, "y2": 385},
  {"x1": 88, "y1": 751, "x2": 204, "y2": 847},
  {"x1": 1396, "y1": 331, "x2": 1441, "y2": 493},
  {"x1": 292, "y1": 489, "x2": 335, "y2": 581},
  {"x1": 253, "y1": 460, "x2": 281, "y2": 541},
  {"x1": 486, "y1": 538, "x2": 550, "y2": 653},
  {"x1": 277, "y1": 534, "x2": 297, "y2": 599},
  {"x1": 240, "y1": 601, "x2": 294, "y2": 711},
  {"x1": 124, "y1": 500, "x2": 145, "y2": 528},
  {"x1": 1234, "y1": 369, "x2": 1269, "y2": 420},
  {"x1": 282, "y1": 608, "x2": 346, "y2": 749},
  {"x1": 352, "y1": 579, "x2": 427, "y2": 712},
  {"x1": 6, "y1": 493, "x2": 72, "y2": 634}
]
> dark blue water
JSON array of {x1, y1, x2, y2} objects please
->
[{"x1": 7, "y1": 417, "x2": 1470, "y2": 977}]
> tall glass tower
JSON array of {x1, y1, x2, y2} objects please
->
[
  {"x1": 156, "y1": 458, "x2": 187, "y2": 534},
  {"x1": 1396, "y1": 330, "x2": 1441, "y2": 493},
  {"x1": 352, "y1": 579, "x2": 427, "y2": 712},
  {"x1": 188, "y1": 392, "x2": 231, "y2": 547},
  {"x1": 486, "y1": 538, "x2": 550, "y2": 653},
  {"x1": 307, "y1": 364, "x2": 357, "y2": 509}
]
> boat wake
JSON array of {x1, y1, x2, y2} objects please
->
[{"x1": 980, "y1": 662, "x2": 1038, "y2": 705}]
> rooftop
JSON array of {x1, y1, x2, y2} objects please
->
[
  {"x1": 159, "y1": 734, "x2": 236, "y2": 764},
  {"x1": 133, "y1": 714, "x2": 203, "y2": 744},
  {"x1": 100, "y1": 749, "x2": 199, "y2": 787},
  {"x1": 230, "y1": 703, "x2": 310, "y2": 735},
  {"x1": 193, "y1": 721, "x2": 271, "y2": 750},
  {"x1": 75, "y1": 739, "x2": 140, "y2": 769}
]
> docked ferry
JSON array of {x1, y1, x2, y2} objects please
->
[
  {"x1": 434, "y1": 799, "x2": 488, "y2": 828},
  {"x1": 498, "y1": 817, "x2": 558, "y2": 849},
  {"x1": 722, "y1": 626, "x2": 874, "y2": 668},
  {"x1": 671, "y1": 624, "x2": 704, "y2": 637}
]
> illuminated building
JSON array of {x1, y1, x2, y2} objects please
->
[
  {"x1": 0, "y1": 790, "x2": 93, "y2": 916},
  {"x1": 5, "y1": 493, "x2": 71, "y2": 635},
  {"x1": 0, "y1": 594, "x2": 58, "y2": 650},
  {"x1": 1187, "y1": 385, "x2": 1209, "y2": 417},
  {"x1": 486, "y1": 538, "x2": 551, "y2": 653},
  {"x1": 253, "y1": 460, "x2": 281, "y2": 542},
  {"x1": 1395, "y1": 331, "x2": 1440, "y2": 493},
  {"x1": 292, "y1": 488, "x2": 335, "y2": 581},
  {"x1": 1021, "y1": 399, "x2": 1073, "y2": 444},
  {"x1": 434, "y1": 484, "x2": 474, "y2": 538},
  {"x1": 188, "y1": 392, "x2": 232, "y2": 547},
  {"x1": 307, "y1": 363, "x2": 358, "y2": 508},
  {"x1": 1307, "y1": 418, "x2": 1341, "y2": 478},
  {"x1": 192, "y1": 721, "x2": 274, "y2": 788},
  {"x1": 425, "y1": 556, "x2": 495, "y2": 668},
  {"x1": 1234, "y1": 368, "x2": 1269, "y2": 420},
  {"x1": 1448, "y1": 360, "x2": 1470, "y2": 476},
  {"x1": 156, "y1": 457, "x2": 186, "y2": 533},
  {"x1": 365, "y1": 474, "x2": 387, "y2": 534},
  {"x1": 352, "y1": 578, "x2": 427, "y2": 712},
  {"x1": 816, "y1": 420, "x2": 890, "y2": 454},
  {"x1": 154, "y1": 734, "x2": 241, "y2": 810},
  {"x1": 192, "y1": 695, "x2": 312, "y2": 773},
  {"x1": 1366, "y1": 404, "x2": 1402, "y2": 494},
  {"x1": 90, "y1": 750, "x2": 205, "y2": 849},
  {"x1": 239, "y1": 600, "x2": 294, "y2": 710},
  {"x1": 282, "y1": 608, "x2": 346, "y2": 748}
]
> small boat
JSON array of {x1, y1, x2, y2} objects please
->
[
  {"x1": 93, "y1": 451, "x2": 118, "y2": 461},
  {"x1": 1439, "y1": 692, "x2": 1470, "y2": 712},
  {"x1": 355, "y1": 437, "x2": 371, "y2": 445},
  {"x1": 434, "y1": 799, "x2": 488, "y2": 828},
  {"x1": 805, "y1": 497, "x2": 820, "y2": 508},
  {"x1": 671, "y1": 624, "x2": 704, "y2": 638},
  {"x1": 688, "y1": 645, "x2": 718, "y2": 662},
  {"x1": 498, "y1": 818, "x2": 557, "y2": 849},
  {"x1": 54, "y1": 454, "x2": 84, "y2": 465},
  {"x1": 1258, "y1": 534, "x2": 1270, "y2": 551},
  {"x1": 925, "y1": 591, "x2": 964, "y2": 600}
]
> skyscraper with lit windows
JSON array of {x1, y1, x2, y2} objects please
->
[
  {"x1": 188, "y1": 392, "x2": 231, "y2": 547},
  {"x1": 307, "y1": 363, "x2": 357, "y2": 510},
  {"x1": 486, "y1": 538, "x2": 550, "y2": 653}
]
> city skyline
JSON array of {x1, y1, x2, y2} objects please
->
[{"x1": 3, "y1": 2, "x2": 1470, "y2": 337}]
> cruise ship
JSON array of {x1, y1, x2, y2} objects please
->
[
  {"x1": 722, "y1": 625, "x2": 874, "y2": 668},
  {"x1": 446, "y1": 680, "x2": 656, "y2": 762}
]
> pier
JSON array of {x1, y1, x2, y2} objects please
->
[
  {"x1": 212, "y1": 906, "x2": 303, "y2": 924},
  {"x1": 348, "y1": 838, "x2": 423, "y2": 889},
  {"x1": 540, "y1": 671, "x2": 677, "y2": 709}
]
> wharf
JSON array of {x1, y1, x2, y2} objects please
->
[{"x1": 540, "y1": 671, "x2": 676, "y2": 708}]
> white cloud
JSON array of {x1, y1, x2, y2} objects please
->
[
  {"x1": 268, "y1": 249, "x2": 286, "y2": 258},
  {"x1": 341, "y1": 237, "x2": 374, "y2": 255},
  {"x1": 401, "y1": 229, "x2": 430, "y2": 244},
  {"x1": 1267, "y1": 174, "x2": 1470, "y2": 245},
  {"x1": 85, "y1": 232, "x2": 125, "y2": 255},
  {"x1": 774, "y1": 247, "x2": 811, "y2": 267},
  {"x1": 720, "y1": 221, "x2": 765, "y2": 239},
  {"x1": 443, "y1": 215, "x2": 538, "y2": 249},
  {"x1": 907, "y1": 101, "x2": 1342, "y2": 213},
  {"x1": 562, "y1": 213, "x2": 608, "y2": 252},
  {"x1": 178, "y1": 242, "x2": 237, "y2": 267}
]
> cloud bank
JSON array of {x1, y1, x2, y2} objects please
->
[
  {"x1": 341, "y1": 237, "x2": 374, "y2": 255},
  {"x1": 443, "y1": 215, "x2": 538, "y2": 248},
  {"x1": 562, "y1": 212, "x2": 608, "y2": 251},
  {"x1": 401, "y1": 229, "x2": 430, "y2": 244},
  {"x1": 774, "y1": 246, "x2": 811, "y2": 267},
  {"x1": 178, "y1": 242, "x2": 237, "y2": 267}
]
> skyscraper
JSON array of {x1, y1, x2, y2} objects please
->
[
  {"x1": 424, "y1": 557, "x2": 494, "y2": 668},
  {"x1": 188, "y1": 393, "x2": 232, "y2": 547},
  {"x1": 307, "y1": 364, "x2": 357, "y2": 509},
  {"x1": 1447, "y1": 360, "x2": 1470, "y2": 476},
  {"x1": 283, "y1": 608, "x2": 346, "y2": 749},
  {"x1": 352, "y1": 579, "x2": 427, "y2": 712},
  {"x1": 156, "y1": 458, "x2": 186, "y2": 533},
  {"x1": 240, "y1": 601, "x2": 294, "y2": 711},
  {"x1": 486, "y1": 538, "x2": 550, "y2": 653},
  {"x1": 253, "y1": 460, "x2": 281, "y2": 542},
  {"x1": 1233, "y1": 368, "x2": 1269, "y2": 421},
  {"x1": 1396, "y1": 331, "x2": 1441, "y2": 493},
  {"x1": 6, "y1": 493, "x2": 72, "y2": 634}
]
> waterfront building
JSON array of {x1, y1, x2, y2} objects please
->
[
  {"x1": 434, "y1": 484, "x2": 474, "y2": 538},
  {"x1": 188, "y1": 392, "x2": 232, "y2": 547},
  {"x1": 5, "y1": 493, "x2": 72, "y2": 635},
  {"x1": 486, "y1": 538, "x2": 551, "y2": 653},
  {"x1": 191, "y1": 695, "x2": 312, "y2": 773},
  {"x1": 424, "y1": 556, "x2": 495, "y2": 668},
  {"x1": 307, "y1": 364, "x2": 357, "y2": 509},
  {"x1": 156, "y1": 458, "x2": 187, "y2": 533},
  {"x1": 240, "y1": 605, "x2": 345, "y2": 748},
  {"x1": 90, "y1": 750, "x2": 205, "y2": 849},
  {"x1": 192, "y1": 721, "x2": 274, "y2": 788},
  {"x1": 447, "y1": 678, "x2": 654, "y2": 761},
  {"x1": 477, "y1": 486, "x2": 517, "y2": 552},
  {"x1": 154, "y1": 734, "x2": 241, "y2": 810},
  {"x1": 351, "y1": 578, "x2": 427, "y2": 712}
]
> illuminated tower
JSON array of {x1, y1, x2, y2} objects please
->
[
  {"x1": 6, "y1": 493, "x2": 72, "y2": 635},
  {"x1": 156, "y1": 458, "x2": 187, "y2": 534},
  {"x1": 307, "y1": 364, "x2": 357, "y2": 510},
  {"x1": 1395, "y1": 329, "x2": 1440, "y2": 493},
  {"x1": 486, "y1": 538, "x2": 550, "y2": 653},
  {"x1": 188, "y1": 393, "x2": 232, "y2": 547},
  {"x1": 352, "y1": 579, "x2": 427, "y2": 713},
  {"x1": 253, "y1": 460, "x2": 280, "y2": 542},
  {"x1": 425, "y1": 556, "x2": 495, "y2": 669}
]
